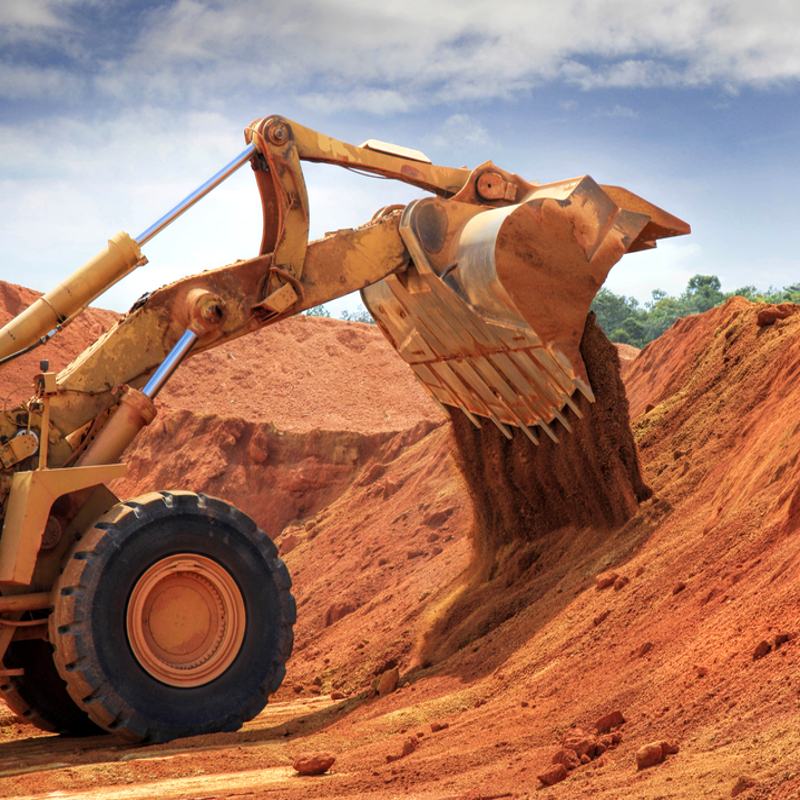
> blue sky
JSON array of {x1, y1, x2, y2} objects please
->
[{"x1": 1, "y1": 0, "x2": 799, "y2": 316}]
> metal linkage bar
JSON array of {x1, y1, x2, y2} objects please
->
[
  {"x1": 142, "y1": 329, "x2": 198, "y2": 399},
  {"x1": 136, "y1": 144, "x2": 257, "y2": 246}
]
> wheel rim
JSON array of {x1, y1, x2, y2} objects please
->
[{"x1": 126, "y1": 555, "x2": 246, "y2": 688}]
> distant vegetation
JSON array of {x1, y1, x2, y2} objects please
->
[
  {"x1": 592, "y1": 275, "x2": 800, "y2": 348},
  {"x1": 305, "y1": 274, "x2": 800, "y2": 344},
  {"x1": 304, "y1": 304, "x2": 375, "y2": 324}
]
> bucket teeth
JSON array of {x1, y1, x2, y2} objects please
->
[
  {"x1": 490, "y1": 416, "x2": 513, "y2": 440},
  {"x1": 538, "y1": 421, "x2": 560, "y2": 444},
  {"x1": 518, "y1": 422, "x2": 540, "y2": 446},
  {"x1": 459, "y1": 404, "x2": 482, "y2": 430}
]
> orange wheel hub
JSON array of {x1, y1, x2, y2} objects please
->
[{"x1": 126, "y1": 555, "x2": 246, "y2": 687}]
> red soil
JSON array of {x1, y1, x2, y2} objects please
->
[{"x1": 0, "y1": 286, "x2": 799, "y2": 800}]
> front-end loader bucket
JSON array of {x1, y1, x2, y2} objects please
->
[{"x1": 362, "y1": 174, "x2": 689, "y2": 443}]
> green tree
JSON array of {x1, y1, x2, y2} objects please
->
[
  {"x1": 304, "y1": 305, "x2": 331, "y2": 318},
  {"x1": 594, "y1": 275, "x2": 800, "y2": 348},
  {"x1": 683, "y1": 274, "x2": 724, "y2": 314},
  {"x1": 610, "y1": 316, "x2": 648, "y2": 347},
  {"x1": 339, "y1": 307, "x2": 375, "y2": 324},
  {"x1": 643, "y1": 291, "x2": 686, "y2": 342},
  {"x1": 590, "y1": 288, "x2": 642, "y2": 335}
]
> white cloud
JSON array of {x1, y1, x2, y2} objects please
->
[
  {"x1": 4, "y1": 1, "x2": 800, "y2": 111},
  {"x1": 3, "y1": 0, "x2": 800, "y2": 318},
  {"x1": 0, "y1": 0, "x2": 72, "y2": 31},
  {"x1": 0, "y1": 62, "x2": 82, "y2": 98},
  {"x1": 595, "y1": 105, "x2": 638, "y2": 118},
  {"x1": 298, "y1": 89, "x2": 417, "y2": 116},
  {"x1": 431, "y1": 114, "x2": 489, "y2": 148}
]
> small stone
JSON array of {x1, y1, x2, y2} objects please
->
[
  {"x1": 593, "y1": 610, "x2": 610, "y2": 626},
  {"x1": 538, "y1": 763, "x2": 568, "y2": 786},
  {"x1": 293, "y1": 752, "x2": 336, "y2": 776},
  {"x1": 595, "y1": 571, "x2": 619, "y2": 590},
  {"x1": 386, "y1": 737, "x2": 419, "y2": 762},
  {"x1": 401, "y1": 738, "x2": 418, "y2": 756},
  {"x1": 247, "y1": 436, "x2": 269, "y2": 463},
  {"x1": 423, "y1": 508, "x2": 454, "y2": 528},
  {"x1": 757, "y1": 304, "x2": 797, "y2": 327},
  {"x1": 597, "y1": 734, "x2": 614, "y2": 749},
  {"x1": 753, "y1": 639, "x2": 772, "y2": 660},
  {"x1": 323, "y1": 601, "x2": 356, "y2": 627},
  {"x1": 381, "y1": 479, "x2": 400, "y2": 498},
  {"x1": 695, "y1": 665, "x2": 708, "y2": 677},
  {"x1": 673, "y1": 581, "x2": 687, "y2": 595},
  {"x1": 331, "y1": 691, "x2": 346, "y2": 700},
  {"x1": 561, "y1": 730, "x2": 596, "y2": 759},
  {"x1": 613, "y1": 576, "x2": 630, "y2": 591},
  {"x1": 280, "y1": 532, "x2": 299, "y2": 555},
  {"x1": 661, "y1": 740, "x2": 679, "y2": 756},
  {"x1": 552, "y1": 748, "x2": 581, "y2": 770},
  {"x1": 636, "y1": 742, "x2": 666, "y2": 770},
  {"x1": 634, "y1": 641, "x2": 654, "y2": 658},
  {"x1": 595, "y1": 710, "x2": 625, "y2": 733},
  {"x1": 611, "y1": 731, "x2": 623, "y2": 745},
  {"x1": 377, "y1": 667, "x2": 400, "y2": 695},
  {"x1": 774, "y1": 631, "x2": 791, "y2": 648},
  {"x1": 430, "y1": 722, "x2": 449, "y2": 733},
  {"x1": 731, "y1": 775, "x2": 757, "y2": 797},
  {"x1": 580, "y1": 754, "x2": 591, "y2": 765},
  {"x1": 594, "y1": 741, "x2": 607, "y2": 757}
]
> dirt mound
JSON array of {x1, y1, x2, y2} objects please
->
[
  {"x1": 112, "y1": 410, "x2": 442, "y2": 540},
  {"x1": 158, "y1": 315, "x2": 444, "y2": 434},
  {"x1": 614, "y1": 341, "x2": 640, "y2": 378},
  {"x1": 5, "y1": 285, "x2": 800, "y2": 799},
  {"x1": 0, "y1": 285, "x2": 443, "y2": 437},
  {"x1": 628, "y1": 297, "x2": 800, "y2": 532}
]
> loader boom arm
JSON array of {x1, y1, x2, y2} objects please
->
[{"x1": 0, "y1": 114, "x2": 689, "y2": 592}]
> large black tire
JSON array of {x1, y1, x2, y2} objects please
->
[
  {"x1": 49, "y1": 491, "x2": 295, "y2": 743},
  {"x1": 0, "y1": 639, "x2": 102, "y2": 736}
]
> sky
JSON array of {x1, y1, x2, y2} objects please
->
[{"x1": 1, "y1": 0, "x2": 800, "y2": 318}]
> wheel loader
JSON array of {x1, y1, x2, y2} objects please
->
[{"x1": 0, "y1": 115, "x2": 689, "y2": 743}]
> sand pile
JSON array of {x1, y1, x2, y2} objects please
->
[{"x1": 628, "y1": 297, "x2": 800, "y2": 536}]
